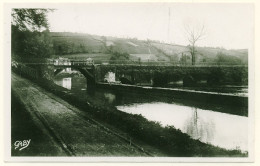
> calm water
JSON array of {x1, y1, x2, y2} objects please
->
[
  {"x1": 117, "y1": 103, "x2": 248, "y2": 152},
  {"x1": 54, "y1": 74, "x2": 248, "y2": 152}
]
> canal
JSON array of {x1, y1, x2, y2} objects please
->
[{"x1": 53, "y1": 72, "x2": 248, "y2": 153}]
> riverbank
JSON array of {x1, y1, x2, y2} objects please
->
[
  {"x1": 12, "y1": 73, "x2": 165, "y2": 156},
  {"x1": 97, "y1": 83, "x2": 248, "y2": 116},
  {"x1": 11, "y1": 67, "x2": 247, "y2": 156}
]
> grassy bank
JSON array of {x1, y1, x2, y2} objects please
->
[{"x1": 12, "y1": 68, "x2": 247, "y2": 157}]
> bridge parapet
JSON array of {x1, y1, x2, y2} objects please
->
[
  {"x1": 95, "y1": 64, "x2": 248, "y2": 87},
  {"x1": 47, "y1": 58, "x2": 94, "y2": 67},
  {"x1": 44, "y1": 58, "x2": 248, "y2": 87}
]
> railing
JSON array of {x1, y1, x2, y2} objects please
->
[
  {"x1": 95, "y1": 60, "x2": 247, "y2": 67},
  {"x1": 15, "y1": 58, "x2": 248, "y2": 67}
]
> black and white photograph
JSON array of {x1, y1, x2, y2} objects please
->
[{"x1": 4, "y1": 1, "x2": 256, "y2": 163}]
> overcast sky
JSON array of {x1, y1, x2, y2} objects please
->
[{"x1": 47, "y1": 3, "x2": 254, "y2": 49}]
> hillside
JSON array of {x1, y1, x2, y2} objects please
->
[{"x1": 50, "y1": 32, "x2": 248, "y2": 64}]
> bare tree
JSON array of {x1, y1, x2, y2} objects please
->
[{"x1": 184, "y1": 23, "x2": 206, "y2": 65}]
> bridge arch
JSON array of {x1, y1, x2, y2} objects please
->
[
  {"x1": 54, "y1": 69, "x2": 64, "y2": 76},
  {"x1": 119, "y1": 77, "x2": 133, "y2": 85},
  {"x1": 183, "y1": 75, "x2": 196, "y2": 87},
  {"x1": 54, "y1": 66, "x2": 95, "y2": 88}
]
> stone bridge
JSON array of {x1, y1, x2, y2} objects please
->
[
  {"x1": 95, "y1": 64, "x2": 248, "y2": 87},
  {"x1": 46, "y1": 59, "x2": 248, "y2": 88}
]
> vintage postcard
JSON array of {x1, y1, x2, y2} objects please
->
[{"x1": 3, "y1": 1, "x2": 255, "y2": 163}]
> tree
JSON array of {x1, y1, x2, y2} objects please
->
[
  {"x1": 184, "y1": 23, "x2": 206, "y2": 65},
  {"x1": 109, "y1": 51, "x2": 130, "y2": 64},
  {"x1": 11, "y1": 9, "x2": 52, "y2": 31},
  {"x1": 11, "y1": 9, "x2": 53, "y2": 61},
  {"x1": 215, "y1": 51, "x2": 242, "y2": 65},
  {"x1": 179, "y1": 53, "x2": 190, "y2": 65}
]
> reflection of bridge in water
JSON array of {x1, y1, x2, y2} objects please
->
[{"x1": 47, "y1": 59, "x2": 248, "y2": 88}]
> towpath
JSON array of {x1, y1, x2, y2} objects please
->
[{"x1": 11, "y1": 73, "x2": 163, "y2": 156}]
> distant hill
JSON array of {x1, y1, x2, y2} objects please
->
[
  {"x1": 50, "y1": 32, "x2": 248, "y2": 64},
  {"x1": 51, "y1": 32, "x2": 106, "y2": 54},
  {"x1": 150, "y1": 42, "x2": 248, "y2": 64}
]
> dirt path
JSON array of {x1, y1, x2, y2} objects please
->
[{"x1": 11, "y1": 73, "x2": 152, "y2": 156}]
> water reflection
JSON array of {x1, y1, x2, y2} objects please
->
[
  {"x1": 53, "y1": 76, "x2": 248, "y2": 152},
  {"x1": 54, "y1": 77, "x2": 71, "y2": 90},
  {"x1": 117, "y1": 103, "x2": 248, "y2": 152},
  {"x1": 104, "y1": 93, "x2": 116, "y2": 104},
  {"x1": 184, "y1": 108, "x2": 215, "y2": 143}
]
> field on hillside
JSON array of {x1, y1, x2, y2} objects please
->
[
  {"x1": 51, "y1": 33, "x2": 106, "y2": 55},
  {"x1": 105, "y1": 38, "x2": 170, "y2": 61},
  {"x1": 50, "y1": 32, "x2": 248, "y2": 64},
  {"x1": 151, "y1": 42, "x2": 248, "y2": 64}
]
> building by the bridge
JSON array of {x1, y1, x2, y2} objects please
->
[
  {"x1": 86, "y1": 58, "x2": 94, "y2": 65},
  {"x1": 54, "y1": 57, "x2": 71, "y2": 72},
  {"x1": 104, "y1": 72, "x2": 116, "y2": 83},
  {"x1": 54, "y1": 57, "x2": 71, "y2": 66}
]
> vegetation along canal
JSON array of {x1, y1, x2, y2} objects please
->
[{"x1": 54, "y1": 70, "x2": 248, "y2": 153}]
